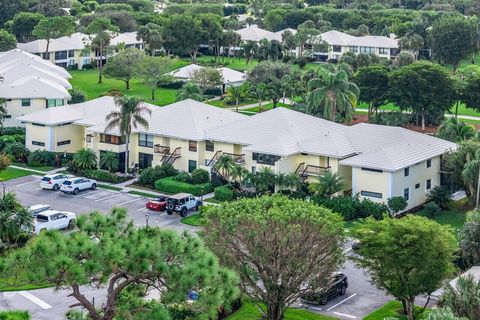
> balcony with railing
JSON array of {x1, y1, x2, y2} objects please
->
[
  {"x1": 154, "y1": 145, "x2": 170, "y2": 155},
  {"x1": 296, "y1": 162, "x2": 330, "y2": 181},
  {"x1": 223, "y1": 152, "x2": 245, "y2": 164}
]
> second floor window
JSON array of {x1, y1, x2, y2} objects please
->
[
  {"x1": 55, "y1": 51, "x2": 68, "y2": 60},
  {"x1": 100, "y1": 134, "x2": 125, "y2": 145},
  {"x1": 404, "y1": 167, "x2": 409, "y2": 177},
  {"x1": 378, "y1": 48, "x2": 389, "y2": 55},
  {"x1": 206, "y1": 140, "x2": 214, "y2": 152},
  {"x1": 47, "y1": 99, "x2": 64, "y2": 108},
  {"x1": 332, "y1": 45, "x2": 341, "y2": 52},
  {"x1": 189, "y1": 140, "x2": 197, "y2": 152},
  {"x1": 252, "y1": 152, "x2": 281, "y2": 166},
  {"x1": 426, "y1": 159, "x2": 431, "y2": 168},
  {"x1": 21, "y1": 99, "x2": 31, "y2": 107},
  {"x1": 138, "y1": 134, "x2": 153, "y2": 148}
]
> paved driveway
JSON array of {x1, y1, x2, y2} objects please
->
[{"x1": 2, "y1": 174, "x2": 199, "y2": 234}]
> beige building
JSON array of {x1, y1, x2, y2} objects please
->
[
  {"x1": 17, "y1": 32, "x2": 144, "y2": 69},
  {"x1": 18, "y1": 97, "x2": 455, "y2": 211},
  {"x1": 0, "y1": 49, "x2": 72, "y2": 127}
]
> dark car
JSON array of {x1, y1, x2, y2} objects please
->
[
  {"x1": 300, "y1": 273, "x2": 348, "y2": 305},
  {"x1": 145, "y1": 196, "x2": 168, "y2": 211}
]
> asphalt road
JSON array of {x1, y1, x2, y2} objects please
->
[{"x1": 0, "y1": 174, "x2": 433, "y2": 320}]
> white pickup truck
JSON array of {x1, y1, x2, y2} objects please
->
[{"x1": 34, "y1": 210, "x2": 76, "y2": 234}]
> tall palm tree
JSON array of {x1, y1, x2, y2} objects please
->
[
  {"x1": 105, "y1": 96, "x2": 151, "y2": 175},
  {"x1": 215, "y1": 155, "x2": 235, "y2": 180},
  {"x1": 230, "y1": 164, "x2": 248, "y2": 183},
  {"x1": 437, "y1": 117, "x2": 476, "y2": 142},
  {"x1": 307, "y1": 67, "x2": 359, "y2": 123},
  {"x1": 250, "y1": 83, "x2": 268, "y2": 113},
  {"x1": 462, "y1": 149, "x2": 480, "y2": 209},
  {"x1": 100, "y1": 151, "x2": 119, "y2": 173},
  {"x1": 224, "y1": 85, "x2": 247, "y2": 112},
  {"x1": 73, "y1": 148, "x2": 98, "y2": 170},
  {"x1": 256, "y1": 167, "x2": 276, "y2": 192},
  {"x1": 309, "y1": 171, "x2": 345, "y2": 198},
  {"x1": 241, "y1": 40, "x2": 258, "y2": 65}
]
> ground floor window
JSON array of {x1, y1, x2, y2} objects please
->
[
  {"x1": 404, "y1": 188, "x2": 409, "y2": 201},
  {"x1": 360, "y1": 190, "x2": 382, "y2": 199},
  {"x1": 188, "y1": 160, "x2": 197, "y2": 173},
  {"x1": 32, "y1": 141, "x2": 45, "y2": 146},
  {"x1": 426, "y1": 179, "x2": 431, "y2": 190},
  {"x1": 57, "y1": 140, "x2": 71, "y2": 146},
  {"x1": 138, "y1": 152, "x2": 153, "y2": 169}
]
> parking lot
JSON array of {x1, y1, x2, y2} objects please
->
[{"x1": 3, "y1": 174, "x2": 200, "y2": 234}]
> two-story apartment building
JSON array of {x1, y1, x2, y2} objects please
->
[
  {"x1": 0, "y1": 49, "x2": 72, "y2": 127},
  {"x1": 311, "y1": 30, "x2": 400, "y2": 61},
  {"x1": 18, "y1": 97, "x2": 455, "y2": 211},
  {"x1": 17, "y1": 32, "x2": 144, "y2": 69}
]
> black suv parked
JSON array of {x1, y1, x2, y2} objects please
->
[{"x1": 300, "y1": 273, "x2": 348, "y2": 305}]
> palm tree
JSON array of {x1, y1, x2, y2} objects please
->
[
  {"x1": 309, "y1": 171, "x2": 345, "y2": 198},
  {"x1": 284, "y1": 172, "x2": 302, "y2": 190},
  {"x1": 242, "y1": 40, "x2": 258, "y2": 64},
  {"x1": 105, "y1": 96, "x2": 151, "y2": 175},
  {"x1": 256, "y1": 167, "x2": 276, "y2": 192},
  {"x1": 230, "y1": 164, "x2": 248, "y2": 183},
  {"x1": 398, "y1": 33, "x2": 424, "y2": 60},
  {"x1": 215, "y1": 155, "x2": 235, "y2": 180},
  {"x1": 250, "y1": 83, "x2": 268, "y2": 113},
  {"x1": 73, "y1": 148, "x2": 98, "y2": 170},
  {"x1": 176, "y1": 82, "x2": 204, "y2": 101},
  {"x1": 100, "y1": 151, "x2": 119, "y2": 173},
  {"x1": 224, "y1": 85, "x2": 247, "y2": 112},
  {"x1": 0, "y1": 98, "x2": 6, "y2": 127},
  {"x1": 437, "y1": 117, "x2": 476, "y2": 142},
  {"x1": 462, "y1": 149, "x2": 480, "y2": 209},
  {"x1": 307, "y1": 67, "x2": 359, "y2": 123}
]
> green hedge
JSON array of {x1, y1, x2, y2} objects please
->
[
  {"x1": 83, "y1": 169, "x2": 122, "y2": 184},
  {"x1": 155, "y1": 176, "x2": 213, "y2": 196},
  {"x1": 214, "y1": 186, "x2": 234, "y2": 202},
  {"x1": 0, "y1": 311, "x2": 30, "y2": 320}
]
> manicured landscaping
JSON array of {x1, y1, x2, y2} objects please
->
[
  {"x1": 154, "y1": 176, "x2": 213, "y2": 196},
  {"x1": 0, "y1": 310, "x2": 30, "y2": 320},
  {"x1": 11, "y1": 163, "x2": 55, "y2": 172},
  {"x1": 207, "y1": 98, "x2": 257, "y2": 108},
  {"x1": 363, "y1": 301, "x2": 429, "y2": 320},
  {"x1": 0, "y1": 167, "x2": 34, "y2": 182},
  {"x1": 417, "y1": 198, "x2": 470, "y2": 232},
  {"x1": 127, "y1": 190, "x2": 159, "y2": 198},
  {"x1": 98, "y1": 184, "x2": 122, "y2": 191},
  {"x1": 226, "y1": 303, "x2": 338, "y2": 320},
  {"x1": 244, "y1": 102, "x2": 291, "y2": 113},
  {"x1": 69, "y1": 69, "x2": 183, "y2": 106},
  {"x1": 180, "y1": 213, "x2": 204, "y2": 226},
  {"x1": 0, "y1": 276, "x2": 52, "y2": 292}
]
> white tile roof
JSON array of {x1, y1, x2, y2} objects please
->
[
  {"x1": 318, "y1": 30, "x2": 398, "y2": 49},
  {"x1": 167, "y1": 64, "x2": 246, "y2": 84},
  {"x1": 235, "y1": 25, "x2": 296, "y2": 42},
  {"x1": 0, "y1": 49, "x2": 71, "y2": 79},
  {"x1": 0, "y1": 61, "x2": 72, "y2": 89},
  {"x1": 17, "y1": 96, "x2": 120, "y2": 126},
  {"x1": 17, "y1": 32, "x2": 142, "y2": 54},
  {"x1": 0, "y1": 75, "x2": 70, "y2": 100},
  {"x1": 206, "y1": 108, "x2": 456, "y2": 171}
]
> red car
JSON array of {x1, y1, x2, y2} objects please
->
[{"x1": 145, "y1": 196, "x2": 168, "y2": 211}]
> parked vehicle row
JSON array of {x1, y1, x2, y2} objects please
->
[
  {"x1": 40, "y1": 173, "x2": 97, "y2": 195},
  {"x1": 145, "y1": 193, "x2": 202, "y2": 217}
]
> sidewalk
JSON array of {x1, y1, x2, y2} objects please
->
[{"x1": 9, "y1": 165, "x2": 66, "y2": 175}]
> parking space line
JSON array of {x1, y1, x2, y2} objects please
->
[
  {"x1": 333, "y1": 312, "x2": 356, "y2": 319},
  {"x1": 94, "y1": 194, "x2": 119, "y2": 202},
  {"x1": 137, "y1": 207, "x2": 148, "y2": 212},
  {"x1": 343, "y1": 247, "x2": 352, "y2": 254},
  {"x1": 326, "y1": 293, "x2": 357, "y2": 311},
  {"x1": 18, "y1": 291, "x2": 52, "y2": 309},
  {"x1": 34, "y1": 187, "x2": 42, "y2": 190},
  {"x1": 115, "y1": 198, "x2": 142, "y2": 206},
  {"x1": 15, "y1": 180, "x2": 40, "y2": 187},
  {"x1": 302, "y1": 305, "x2": 323, "y2": 311}
]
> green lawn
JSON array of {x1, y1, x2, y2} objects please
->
[
  {"x1": 69, "y1": 69, "x2": 182, "y2": 106},
  {"x1": 245, "y1": 102, "x2": 291, "y2": 113},
  {"x1": 0, "y1": 167, "x2": 34, "y2": 182},
  {"x1": 180, "y1": 213, "x2": 204, "y2": 226},
  {"x1": 363, "y1": 301, "x2": 429, "y2": 320},
  {"x1": 0, "y1": 311, "x2": 30, "y2": 320},
  {"x1": 0, "y1": 279, "x2": 52, "y2": 292},
  {"x1": 417, "y1": 198, "x2": 470, "y2": 233},
  {"x1": 207, "y1": 98, "x2": 257, "y2": 108},
  {"x1": 127, "y1": 190, "x2": 158, "y2": 198},
  {"x1": 11, "y1": 162, "x2": 55, "y2": 172},
  {"x1": 227, "y1": 303, "x2": 337, "y2": 320},
  {"x1": 98, "y1": 184, "x2": 122, "y2": 191}
]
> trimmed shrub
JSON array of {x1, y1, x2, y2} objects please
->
[
  {"x1": 311, "y1": 195, "x2": 388, "y2": 221},
  {"x1": 27, "y1": 150, "x2": 57, "y2": 167},
  {"x1": 423, "y1": 201, "x2": 440, "y2": 218},
  {"x1": 214, "y1": 185, "x2": 234, "y2": 202},
  {"x1": 427, "y1": 186, "x2": 451, "y2": 209},
  {"x1": 191, "y1": 168, "x2": 209, "y2": 184},
  {"x1": 0, "y1": 127, "x2": 25, "y2": 136},
  {"x1": 155, "y1": 176, "x2": 213, "y2": 196},
  {"x1": 83, "y1": 169, "x2": 122, "y2": 184},
  {"x1": 158, "y1": 80, "x2": 185, "y2": 89},
  {"x1": 3, "y1": 142, "x2": 29, "y2": 162},
  {"x1": 387, "y1": 196, "x2": 408, "y2": 216},
  {"x1": 0, "y1": 154, "x2": 11, "y2": 170},
  {"x1": 175, "y1": 172, "x2": 193, "y2": 184},
  {"x1": 137, "y1": 163, "x2": 178, "y2": 187}
]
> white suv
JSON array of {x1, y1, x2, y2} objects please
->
[
  {"x1": 40, "y1": 174, "x2": 69, "y2": 191},
  {"x1": 34, "y1": 210, "x2": 76, "y2": 234},
  {"x1": 60, "y1": 177, "x2": 97, "y2": 195}
]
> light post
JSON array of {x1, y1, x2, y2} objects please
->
[{"x1": 145, "y1": 212, "x2": 150, "y2": 228}]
